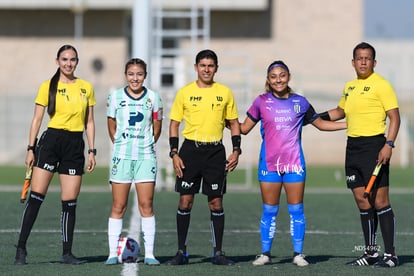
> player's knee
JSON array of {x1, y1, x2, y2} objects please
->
[
  {"x1": 111, "y1": 204, "x2": 127, "y2": 218},
  {"x1": 138, "y1": 204, "x2": 154, "y2": 217},
  {"x1": 287, "y1": 203, "x2": 305, "y2": 218},
  {"x1": 263, "y1": 203, "x2": 279, "y2": 216}
]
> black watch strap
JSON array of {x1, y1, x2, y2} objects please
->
[
  {"x1": 88, "y1": 149, "x2": 97, "y2": 155},
  {"x1": 233, "y1": 147, "x2": 242, "y2": 155},
  {"x1": 385, "y1": 140, "x2": 395, "y2": 148},
  {"x1": 169, "y1": 150, "x2": 178, "y2": 158}
]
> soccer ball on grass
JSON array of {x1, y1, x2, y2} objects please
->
[{"x1": 117, "y1": 237, "x2": 140, "y2": 263}]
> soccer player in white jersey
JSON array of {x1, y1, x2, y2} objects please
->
[{"x1": 105, "y1": 58, "x2": 163, "y2": 266}]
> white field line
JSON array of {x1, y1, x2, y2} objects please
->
[{"x1": 121, "y1": 189, "x2": 140, "y2": 276}]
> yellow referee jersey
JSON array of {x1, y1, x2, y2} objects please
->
[
  {"x1": 170, "y1": 81, "x2": 238, "y2": 142},
  {"x1": 338, "y1": 72, "x2": 398, "y2": 137},
  {"x1": 35, "y1": 78, "x2": 96, "y2": 132}
]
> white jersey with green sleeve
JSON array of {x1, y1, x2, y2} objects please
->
[{"x1": 107, "y1": 87, "x2": 163, "y2": 160}]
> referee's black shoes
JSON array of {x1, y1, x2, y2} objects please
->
[
  {"x1": 60, "y1": 253, "x2": 85, "y2": 265},
  {"x1": 346, "y1": 252, "x2": 380, "y2": 266},
  {"x1": 14, "y1": 247, "x2": 27, "y2": 265},
  {"x1": 373, "y1": 253, "x2": 399, "y2": 268},
  {"x1": 212, "y1": 251, "x2": 235, "y2": 266},
  {"x1": 165, "y1": 250, "x2": 189, "y2": 265}
]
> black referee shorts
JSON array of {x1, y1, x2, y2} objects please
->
[
  {"x1": 34, "y1": 128, "x2": 85, "y2": 175},
  {"x1": 175, "y1": 139, "x2": 227, "y2": 196},
  {"x1": 345, "y1": 135, "x2": 389, "y2": 189}
]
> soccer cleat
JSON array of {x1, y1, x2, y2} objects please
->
[
  {"x1": 346, "y1": 252, "x2": 379, "y2": 266},
  {"x1": 292, "y1": 254, "x2": 309, "y2": 266},
  {"x1": 212, "y1": 251, "x2": 235, "y2": 266},
  {"x1": 165, "y1": 250, "x2": 189, "y2": 265},
  {"x1": 252, "y1": 254, "x2": 271, "y2": 266},
  {"x1": 14, "y1": 247, "x2": 27, "y2": 265},
  {"x1": 144, "y1": 257, "x2": 160, "y2": 266},
  {"x1": 60, "y1": 253, "x2": 85, "y2": 264},
  {"x1": 105, "y1": 256, "x2": 119, "y2": 265},
  {"x1": 373, "y1": 253, "x2": 399, "y2": 268}
]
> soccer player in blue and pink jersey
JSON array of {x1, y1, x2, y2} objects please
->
[{"x1": 240, "y1": 60, "x2": 346, "y2": 267}]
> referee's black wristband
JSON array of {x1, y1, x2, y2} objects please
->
[
  {"x1": 318, "y1": 111, "x2": 331, "y2": 121},
  {"x1": 169, "y1": 137, "x2": 179, "y2": 150},
  {"x1": 231, "y1": 135, "x2": 241, "y2": 148}
]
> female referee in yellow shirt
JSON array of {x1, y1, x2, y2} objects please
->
[{"x1": 14, "y1": 45, "x2": 96, "y2": 265}]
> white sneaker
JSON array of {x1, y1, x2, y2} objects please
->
[
  {"x1": 252, "y1": 254, "x2": 271, "y2": 266},
  {"x1": 292, "y1": 254, "x2": 309, "y2": 266}
]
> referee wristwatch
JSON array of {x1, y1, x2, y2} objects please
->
[
  {"x1": 27, "y1": 145, "x2": 35, "y2": 152},
  {"x1": 233, "y1": 147, "x2": 242, "y2": 155},
  {"x1": 88, "y1": 149, "x2": 97, "y2": 155},
  {"x1": 169, "y1": 150, "x2": 178, "y2": 158},
  {"x1": 385, "y1": 140, "x2": 395, "y2": 148}
]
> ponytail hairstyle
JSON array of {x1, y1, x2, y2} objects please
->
[
  {"x1": 47, "y1": 45, "x2": 79, "y2": 116},
  {"x1": 265, "y1": 60, "x2": 291, "y2": 93}
]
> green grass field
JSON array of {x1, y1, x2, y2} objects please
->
[
  {"x1": 1, "y1": 166, "x2": 413, "y2": 275},
  {"x1": 1, "y1": 165, "x2": 413, "y2": 188}
]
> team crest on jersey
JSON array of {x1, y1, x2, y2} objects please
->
[
  {"x1": 145, "y1": 98, "x2": 153, "y2": 110},
  {"x1": 111, "y1": 164, "x2": 118, "y2": 175},
  {"x1": 292, "y1": 99, "x2": 301, "y2": 113}
]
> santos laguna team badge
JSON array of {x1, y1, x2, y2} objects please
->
[{"x1": 145, "y1": 98, "x2": 153, "y2": 110}]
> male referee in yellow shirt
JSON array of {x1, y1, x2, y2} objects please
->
[
  {"x1": 166, "y1": 49, "x2": 241, "y2": 266},
  {"x1": 320, "y1": 42, "x2": 400, "y2": 268}
]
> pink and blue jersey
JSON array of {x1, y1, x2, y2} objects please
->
[{"x1": 246, "y1": 92, "x2": 317, "y2": 175}]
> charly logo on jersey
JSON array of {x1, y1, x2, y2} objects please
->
[{"x1": 181, "y1": 181, "x2": 194, "y2": 189}]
